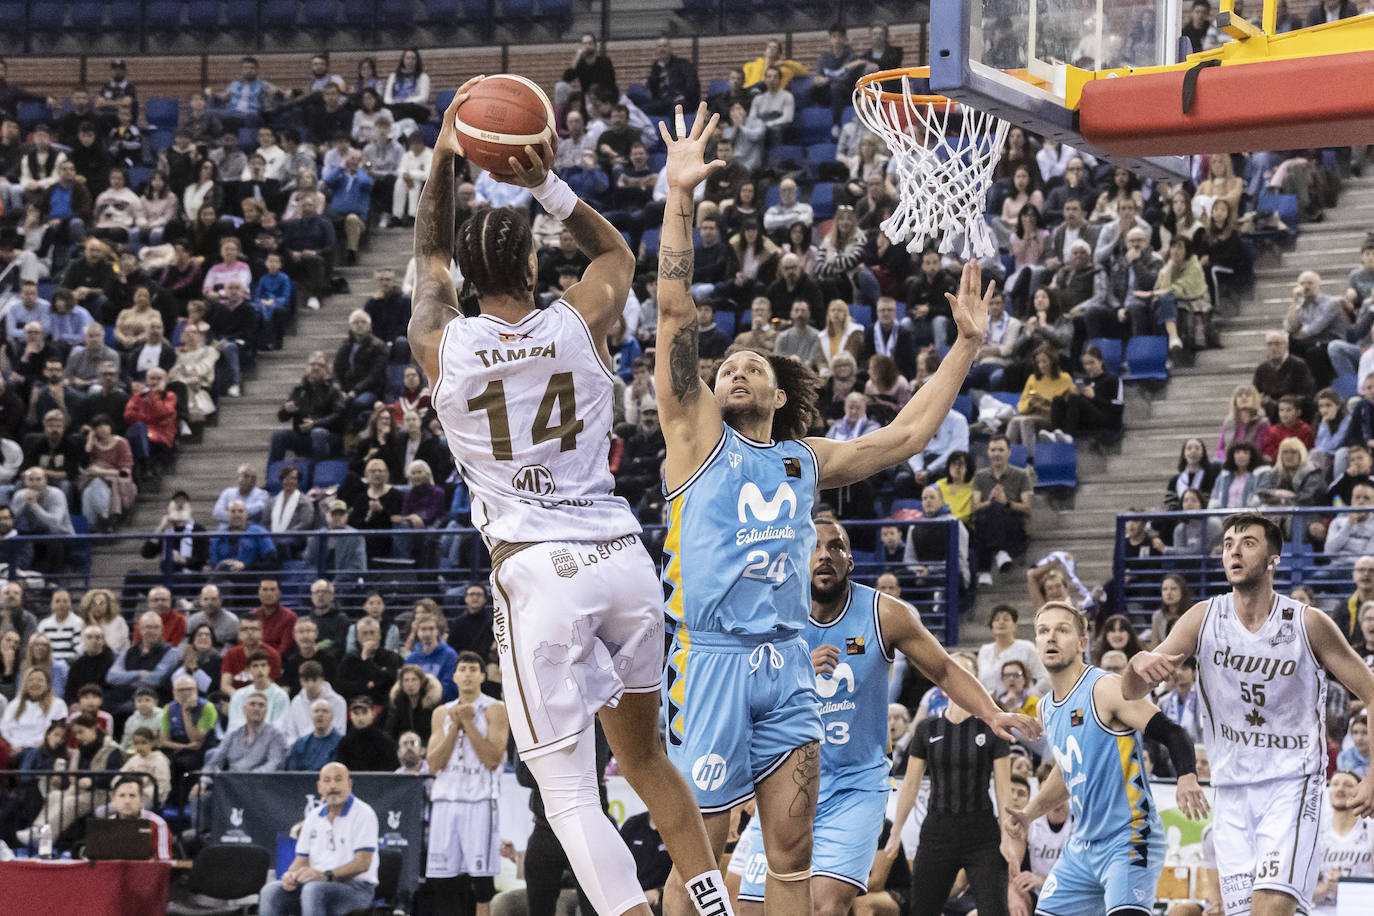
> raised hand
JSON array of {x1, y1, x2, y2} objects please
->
[
  {"x1": 439, "y1": 75, "x2": 485, "y2": 159},
  {"x1": 658, "y1": 102, "x2": 723, "y2": 193},
  {"x1": 505, "y1": 138, "x2": 556, "y2": 188},
  {"x1": 1127, "y1": 649, "x2": 1182, "y2": 690},
  {"x1": 944, "y1": 260, "x2": 993, "y2": 343}
]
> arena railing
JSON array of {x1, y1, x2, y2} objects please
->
[
  {"x1": 0, "y1": 516, "x2": 962, "y2": 644},
  {"x1": 1111, "y1": 505, "x2": 1368, "y2": 629}
]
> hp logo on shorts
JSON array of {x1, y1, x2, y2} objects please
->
[{"x1": 691, "y1": 753, "x2": 728, "y2": 791}]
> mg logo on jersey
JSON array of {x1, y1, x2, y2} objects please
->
[
  {"x1": 512, "y1": 464, "x2": 556, "y2": 495},
  {"x1": 691, "y1": 753, "x2": 728, "y2": 791},
  {"x1": 737, "y1": 481, "x2": 796, "y2": 523},
  {"x1": 815, "y1": 662, "x2": 856, "y2": 699}
]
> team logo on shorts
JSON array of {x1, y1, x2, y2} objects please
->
[
  {"x1": 550, "y1": 548, "x2": 578, "y2": 578},
  {"x1": 692, "y1": 753, "x2": 728, "y2": 791}
]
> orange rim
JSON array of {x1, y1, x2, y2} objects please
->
[{"x1": 854, "y1": 66, "x2": 959, "y2": 110}]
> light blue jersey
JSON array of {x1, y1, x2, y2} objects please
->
[
  {"x1": 661, "y1": 427, "x2": 818, "y2": 639},
  {"x1": 1037, "y1": 665, "x2": 1164, "y2": 916},
  {"x1": 803, "y1": 582, "x2": 893, "y2": 799}
]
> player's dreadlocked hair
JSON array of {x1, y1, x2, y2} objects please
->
[{"x1": 455, "y1": 206, "x2": 534, "y2": 301}]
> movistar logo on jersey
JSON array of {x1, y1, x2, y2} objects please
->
[
  {"x1": 815, "y1": 662, "x2": 856, "y2": 699},
  {"x1": 737, "y1": 481, "x2": 797, "y2": 523},
  {"x1": 735, "y1": 482, "x2": 799, "y2": 546}
]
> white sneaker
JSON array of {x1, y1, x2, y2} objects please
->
[
  {"x1": 1057, "y1": 431, "x2": 1075, "y2": 443},
  {"x1": 978, "y1": 572, "x2": 993, "y2": 587},
  {"x1": 178, "y1": 420, "x2": 192, "y2": 436},
  {"x1": 14, "y1": 829, "x2": 30, "y2": 847},
  {"x1": 227, "y1": 385, "x2": 241, "y2": 397},
  {"x1": 379, "y1": 214, "x2": 391, "y2": 228},
  {"x1": 1037, "y1": 429, "x2": 1055, "y2": 441},
  {"x1": 307, "y1": 296, "x2": 321, "y2": 310},
  {"x1": 995, "y1": 549, "x2": 1013, "y2": 573}
]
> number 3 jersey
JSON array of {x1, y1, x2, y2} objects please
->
[
  {"x1": 432, "y1": 300, "x2": 640, "y2": 547},
  {"x1": 1195, "y1": 592, "x2": 1327, "y2": 787},
  {"x1": 661, "y1": 426, "x2": 818, "y2": 638}
]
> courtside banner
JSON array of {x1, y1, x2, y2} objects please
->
[{"x1": 210, "y1": 773, "x2": 427, "y2": 895}]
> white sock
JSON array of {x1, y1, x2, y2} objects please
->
[{"x1": 683, "y1": 869, "x2": 734, "y2": 916}]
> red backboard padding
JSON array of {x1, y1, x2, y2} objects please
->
[{"x1": 1079, "y1": 50, "x2": 1374, "y2": 156}]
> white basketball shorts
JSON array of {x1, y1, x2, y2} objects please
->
[
  {"x1": 489, "y1": 535, "x2": 665, "y2": 759},
  {"x1": 1212, "y1": 775, "x2": 1327, "y2": 916},
  {"x1": 426, "y1": 799, "x2": 500, "y2": 879}
]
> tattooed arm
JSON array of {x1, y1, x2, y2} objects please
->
[
  {"x1": 654, "y1": 104, "x2": 727, "y2": 492},
  {"x1": 408, "y1": 84, "x2": 473, "y2": 386}
]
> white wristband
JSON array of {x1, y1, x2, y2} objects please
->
[{"x1": 531, "y1": 172, "x2": 579, "y2": 221}]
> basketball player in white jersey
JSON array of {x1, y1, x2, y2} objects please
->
[
  {"x1": 1312, "y1": 770, "x2": 1374, "y2": 916},
  {"x1": 1012, "y1": 789, "x2": 1072, "y2": 908},
  {"x1": 409, "y1": 81, "x2": 732, "y2": 916},
  {"x1": 1125, "y1": 512, "x2": 1374, "y2": 916},
  {"x1": 426, "y1": 651, "x2": 508, "y2": 916}
]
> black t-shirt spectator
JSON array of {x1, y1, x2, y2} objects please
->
[
  {"x1": 448, "y1": 608, "x2": 494, "y2": 661},
  {"x1": 620, "y1": 811, "x2": 673, "y2": 894},
  {"x1": 537, "y1": 247, "x2": 591, "y2": 294},
  {"x1": 336, "y1": 646, "x2": 402, "y2": 706},
  {"x1": 693, "y1": 240, "x2": 737, "y2": 286},
  {"x1": 912, "y1": 714, "x2": 1009, "y2": 816},
  {"x1": 364, "y1": 290, "x2": 412, "y2": 345},
  {"x1": 564, "y1": 55, "x2": 616, "y2": 97},
  {"x1": 23, "y1": 432, "x2": 84, "y2": 482},
  {"x1": 280, "y1": 647, "x2": 339, "y2": 695},
  {"x1": 336, "y1": 723, "x2": 398, "y2": 772}
]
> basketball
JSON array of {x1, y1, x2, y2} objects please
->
[{"x1": 453, "y1": 74, "x2": 556, "y2": 178}]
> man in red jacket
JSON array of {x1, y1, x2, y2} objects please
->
[{"x1": 123, "y1": 366, "x2": 177, "y2": 475}]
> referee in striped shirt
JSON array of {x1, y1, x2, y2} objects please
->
[{"x1": 888, "y1": 654, "x2": 1016, "y2": 916}]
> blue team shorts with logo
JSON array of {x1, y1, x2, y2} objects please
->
[
  {"x1": 663, "y1": 631, "x2": 822, "y2": 812},
  {"x1": 736, "y1": 785, "x2": 888, "y2": 899},
  {"x1": 1036, "y1": 831, "x2": 1166, "y2": 916}
]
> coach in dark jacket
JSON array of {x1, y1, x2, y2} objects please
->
[{"x1": 269, "y1": 353, "x2": 346, "y2": 463}]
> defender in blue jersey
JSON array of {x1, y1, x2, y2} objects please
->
[
  {"x1": 734, "y1": 520, "x2": 1036, "y2": 916},
  {"x1": 654, "y1": 103, "x2": 998, "y2": 916},
  {"x1": 1007, "y1": 602, "x2": 1209, "y2": 916}
]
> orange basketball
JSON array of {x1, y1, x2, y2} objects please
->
[{"x1": 453, "y1": 75, "x2": 557, "y2": 178}]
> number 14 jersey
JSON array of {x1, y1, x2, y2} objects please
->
[{"x1": 432, "y1": 300, "x2": 640, "y2": 547}]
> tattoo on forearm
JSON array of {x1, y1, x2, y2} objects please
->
[
  {"x1": 789, "y1": 741, "x2": 819, "y2": 818},
  {"x1": 413, "y1": 151, "x2": 456, "y2": 264},
  {"x1": 677, "y1": 205, "x2": 692, "y2": 237},
  {"x1": 659, "y1": 245, "x2": 694, "y2": 287},
  {"x1": 668, "y1": 323, "x2": 701, "y2": 405}
]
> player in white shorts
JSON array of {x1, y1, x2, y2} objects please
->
[
  {"x1": 1125, "y1": 512, "x2": 1374, "y2": 916},
  {"x1": 410, "y1": 81, "x2": 731, "y2": 916},
  {"x1": 1312, "y1": 770, "x2": 1374, "y2": 916},
  {"x1": 426, "y1": 651, "x2": 508, "y2": 915}
]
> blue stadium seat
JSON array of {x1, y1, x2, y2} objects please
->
[
  {"x1": 1033, "y1": 441, "x2": 1078, "y2": 489},
  {"x1": 145, "y1": 98, "x2": 180, "y2": 131},
  {"x1": 766, "y1": 144, "x2": 805, "y2": 170},
  {"x1": 28, "y1": 2, "x2": 67, "y2": 31},
  {"x1": 261, "y1": 0, "x2": 298, "y2": 27},
  {"x1": 432, "y1": 89, "x2": 457, "y2": 120},
  {"x1": 539, "y1": 0, "x2": 570, "y2": 18},
  {"x1": 990, "y1": 391, "x2": 1021, "y2": 413},
  {"x1": 809, "y1": 183, "x2": 835, "y2": 221},
  {"x1": 69, "y1": 1, "x2": 107, "y2": 31},
  {"x1": 640, "y1": 227, "x2": 660, "y2": 257},
  {"x1": 1123, "y1": 335, "x2": 1170, "y2": 382},
  {"x1": 187, "y1": 0, "x2": 220, "y2": 27},
  {"x1": 460, "y1": 0, "x2": 489, "y2": 18},
  {"x1": 237, "y1": 127, "x2": 259, "y2": 148},
  {"x1": 422, "y1": 0, "x2": 459, "y2": 22},
  {"x1": 707, "y1": 79, "x2": 730, "y2": 97},
  {"x1": 714, "y1": 310, "x2": 736, "y2": 338},
  {"x1": 1009, "y1": 443, "x2": 1028, "y2": 468},
  {"x1": 889, "y1": 498, "x2": 922, "y2": 516},
  {"x1": 796, "y1": 106, "x2": 833, "y2": 145},
  {"x1": 128, "y1": 166, "x2": 154, "y2": 190},
  {"x1": 499, "y1": 0, "x2": 534, "y2": 17},
  {"x1": 0, "y1": 1, "x2": 23, "y2": 27},
  {"x1": 145, "y1": 0, "x2": 184, "y2": 29},
  {"x1": 265, "y1": 459, "x2": 313, "y2": 494},
  {"x1": 1333, "y1": 374, "x2": 1359, "y2": 401},
  {"x1": 301, "y1": 0, "x2": 339, "y2": 21},
  {"x1": 953, "y1": 393, "x2": 976, "y2": 424},
  {"x1": 311, "y1": 460, "x2": 349, "y2": 490},
  {"x1": 1085, "y1": 337, "x2": 1123, "y2": 374},
  {"x1": 625, "y1": 84, "x2": 652, "y2": 107},
  {"x1": 848, "y1": 303, "x2": 871, "y2": 327},
  {"x1": 225, "y1": 0, "x2": 257, "y2": 28},
  {"x1": 378, "y1": 0, "x2": 415, "y2": 25},
  {"x1": 806, "y1": 140, "x2": 837, "y2": 164},
  {"x1": 68, "y1": 514, "x2": 93, "y2": 569},
  {"x1": 763, "y1": 184, "x2": 780, "y2": 210},
  {"x1": 893, "y1": 301, "x2": 906, "y2": 322},
  {"x1": 418, "y1": 122, "x2": 439, "y2": 147},
  {"x1": 341, "y1": 0, "x2": 374, "y2": 25},
  {"x1": 787, "y1": 76, "x2": 814, "y2": 102},
  {"x1": 16, "y1": 101, "x2": 52, "y2": 130}
]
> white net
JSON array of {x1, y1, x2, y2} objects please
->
[{"x1": 853, "y1": 74, "x2": 1010, "y2": 261}]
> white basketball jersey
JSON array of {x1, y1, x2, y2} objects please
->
[
  {"x1": 1196, "y1": 592, "x2": 1327, "y2": 787},
  {"x1": 432, "y1": 694, "x2": 503, "y2": 802},
  {"x1": 1028, "y1": 815, "x2": 1072, "y2": 877},
  {"x1": 431, "y1": 300, "x2": 640, "y2": 546},
  {"x1": 1315, "y1": 817, "x2": 1374, "y2": 915}
]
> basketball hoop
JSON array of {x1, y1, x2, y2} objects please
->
[{"x1": 853, "y1": 68, "x2": 1009, "y2": 261}]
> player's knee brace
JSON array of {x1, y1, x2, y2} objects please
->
[{"x1": 525, "y1": 729, "x2": 646, "y2": 916}]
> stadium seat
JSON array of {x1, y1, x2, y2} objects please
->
[
  {"x1": 341, "y1": 0, "x2": 374, "y2": 25},
  {"x1": 1085, "y1": 337, "x2": 1123, "y2": 374},
  {"x1": 714, "y1": 310, "x2": 736, "y2": 338},
  {"x1": 1033, "y1": 441, "x2": 1078, "y2": 489},
  {"x1": 237, "y1": 127, "x2": 259, "y2": 149},
  {"x1": 848, "y1": 303, "x2": 872, "y2": 327},
  {"x1": 261, "y1": 0, "x2": 298, "y2": 27},
  {"x1": 301, "y1": 0, "x2": 339, "y2": 22},
  {"x1": 1123, "y1": 335, "x2": 1170, "y2": 383},
  {"x1": 625, "y1": 84, "x2": 652, "y2": 107},
  {"x1": 809, "y1": 183, "x2": 835, "y2": 221},
  {"x1": 225, "y1": 0, "x2": 257, "y2": 28},
  {"x1": 68, "y1": 0, "x2": 107, "y2": 31},
  {"x1": 1009, "y1": 443, "x2": 1028, "y2": 467},
  {"x1": 640, "y1": 227, "x2": 660, "y2": 257},
  {"x1": 796, "y1": 106, "x2": 833, "y2": 145},
  {"x1": 145, "y1": 0, "x2": 184, "y2": 29},
  {"x1": 460, "y1": 0, "x2": 490, "y2": 19},
  {"x1": 378, "y1": 0, "x2": 415, "y2": 25},
  {"x1": 990, "y1": 391, "x2": 1021, "y2": 412},
  {"x1": 707, "y1": 79, "x2": 730, "y2": 97},
  {"x1": 68, "y1": 514, "x2": 93, "y2": 569},
  {"x1": 187, "y1": 0, "x2": 220, "y2": 27},
  {"x1": 310, "y1": 459, "x2": 349, "y2": 490},
  {"x1": 764, "y1": 184, "x2": 781, "y2": 210},
  {"x1": 265, "y1": 459, "x2": 313, "y2": 494},
  {"x1": 144, "y1": 98, "x2": 180, "y2": 131},
  {"x1": 953, "y1": 393, "x2": 975, "y2": 423},
  {"x1": 787, "y1": 76, "x2": 815, "y2": 102},
  {"x1": 889, "y1": 498, "x2": 922, "y2": 516},
  {"x1": 766, "y1": 144, "x2": 805, "y2": 170},
  {"x1": 1333, "y1": 374, "x2": 1359, "y2": 401},
  {"x1": 422, "y1": 0, "x2": 459, "y2": 22},
  {"x1": 28, "y1": 2, "x2": 66, "y2": 30},
  {"x1": 128, "y1": 166, "x2": 154, "y2": 191},
  {"x1": 0, "y1": 1, "x2": 23, "y2": 27},
  {"x1": 499, "y1": 0, "x2": 534, "y2": 18},
  {"x1": 16, "y1": 101, "x2": 52, "y2": 130}
]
